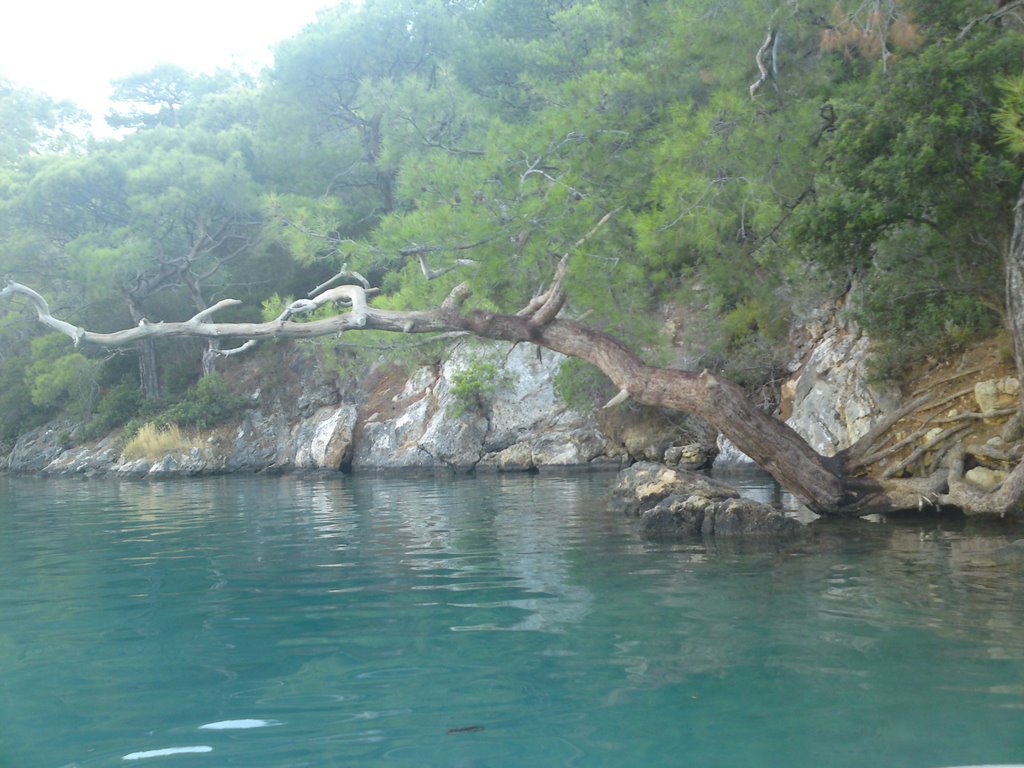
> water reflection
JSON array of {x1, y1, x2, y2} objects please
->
[{"x1": 2, "y1": 473, "x2": 1024, "y2": 768}]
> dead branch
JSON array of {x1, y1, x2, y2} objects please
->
[
  {"x1": 958, "y1": 0, "x2": 1024, "y2": 39},
  {"x1": 517, "y1": 210, "x2": 617, "y2": 328},
  {"x1": 749, "y1": 27, "x2": 778, "y2": 99},
  {"x1": 309, "y1": 266, "x2": 370, "y2": 296},
  {"x1": 881, "y1": 424, "x2": 971, "y2": 480}
]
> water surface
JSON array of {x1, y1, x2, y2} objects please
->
[{"x1": 1, "y1": 472, "x2": 1023, "y2": 767}]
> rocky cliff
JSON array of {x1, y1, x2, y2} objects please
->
[{"x1": 4, "y1": 340, "x2": 713, "y2": 478}]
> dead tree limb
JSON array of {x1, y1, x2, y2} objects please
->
[
  {"x1": 958, "y1": 0, "x2": 1024, "y2": 39},
  {"x1": 749, "y1": 27, "x2": 778, "y2": 99}
]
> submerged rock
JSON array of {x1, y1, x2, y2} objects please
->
[
  {"x1": 609, "y1": 461, "x2": 806, "y2": 539},
  {"x1": 638, "y1": 495, "x2": 804, "y2": 539}
]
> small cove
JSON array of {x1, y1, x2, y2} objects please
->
[{"x1": 1, "y1": 471, "x2": 1023, "y2": 767}]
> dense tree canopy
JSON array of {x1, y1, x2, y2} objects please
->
[{"x1": 0, "y1": 0, "x2": 1022, "y2": 514}]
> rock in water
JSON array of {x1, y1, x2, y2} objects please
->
[{"x1": 608, "y1": 461, "x2": 806, "y2": 540}]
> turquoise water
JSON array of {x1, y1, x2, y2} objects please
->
[{"x1": 1, "y1": 472, "x2": 1023, "y2": 768}]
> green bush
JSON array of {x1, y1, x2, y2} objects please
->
[
  {"x1": 0, "y1": 356, "x2": 49, "y2": 446},
  {"x1": 448, "y1": 357, "x2": 512, "y2": 417},
  {"x1": 157, "y1": 372, "x2": 252, "y2": 430},
  {"x1": 26, "y1": 334, "x2": 102, "y2": 419},
  {"x1": 80, "y1": 380, "x2": 146, "y2": 441},
  {"x1": 553, "y1": 357, "x2": 616, "y2": 411}
]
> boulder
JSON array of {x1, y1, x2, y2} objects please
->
[
  {"x1": 4, "y1": 422, "x2": 73, "y2": 472},
  {"x1": 609, "y1": 461, "x2": 806, "y2": 539},
  {"x1": 607, "y1": 461, "x2": 739, "y2": 516},
  {"x1": 292, "y1": 405, "x2": 357, "y2": 469},
  {"x1": 974, "y1": 377, "x2": 1020, "y2": 417},
  {"x1": 638, "y1": 495, "x2": 805, "y2": 539},
  {"x1": 664, "y1": 442, "x2": 716, "y2": 470},
  {"x1": 964, "y1": 466, "x2": 1008, "y2": 491}
]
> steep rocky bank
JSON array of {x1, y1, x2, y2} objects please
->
[
  {"x1": 5, "y1": 323, "x2": 1020, "y2": 509},
  {"x1": 3, "y1": 340, "x2": 714, "y2": 478}
]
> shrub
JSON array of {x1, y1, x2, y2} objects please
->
[
  {"x1": 26, "y1": 335, "x2": 101, "y2": 419},
  {"x1": 80, "y1": 380, "x2": 146, "y2": 441},
  {"x1": 448, "y1": 357, "x2": 512, "y2": 417},
  {"x1": 0, "y1": 356, "x2": 49, "y2": 446},
  {"x1": 157, "y1": 372, "x2": 251, "y2": 430}
]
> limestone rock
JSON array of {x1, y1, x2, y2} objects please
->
[
  {"x1": 974, "y1": 377, "x2": 1020, "y2": 415},
  {"x1": 3, "y1": 341, "x2": 620, "y2": 476},
  {"x1": 607, "y1": 461, "x2": 739, "y2": 516},
  {"x1": 292, "y1": 405, "x2": 357, "y2": 469},
  {"x1": 964, "y1": 466, "x2": 1008, "y2": 491},
  {"x1": 352, "y1": 341, "x2": 614, "y2": 470},
  {"x1": 784, "y1": 328, "x2": 900, "y2": 457},
  {"x1": 609, "y1": 462, "x2": 805, "y2": 539},
  {"x1": 664, "y1": 443, "x2": 716, "y2": 470},
  {"x1": 3, "y1": 422, "x2": 73, "y2": 472},
  {"x1": 638, "y1": 495, "x2": 805, "y2": 539}
]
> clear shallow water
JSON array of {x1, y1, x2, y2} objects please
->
[{"x1": 1, "y1": 472, "x2": 1023, "y2": 768}]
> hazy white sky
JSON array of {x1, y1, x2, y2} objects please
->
[{"x1": 0, "y1": 0, "x2": 344, "y2": 122}]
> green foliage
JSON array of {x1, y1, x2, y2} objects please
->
[
  {"x1": 26, "y1": 335, "x2": 101, "y2": 418},
  {"x1": 80, "y1": 380, "x2": 146, "y2": 442},
  {"x1": 995, "y1": 75, "x2": 1024, "y2": 156},
  {"x1": 792, "y1": 25, "x2": 1022, "y2": 367},
  {"x1": 553, "y1": 357, "x2": 616, "y2": 411},
  {"x1": 156, "y1": 372, "x2": 252, "y2": 430},
  {"x1": 0, "y1": 356, "x2": 48, "y2": 445},
  {"x1": 0, "y1": 78, "x2": 86, "y2": 163},
  {"x1": 1, "y1": 0, "x2": 1022, "y2": 440},
  {"x1": 448, "y1": 355, "x2": 513, "y2": 417},
  {"x1": 118, "y1": 371, "x2": 252, "y2": 442}
]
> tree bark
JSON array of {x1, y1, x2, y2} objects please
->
[
  {"x1": 123, "y1": 295, "x2": 161, "y2": 399},
  {"x1": 1007, "y1": 178, "x2": 1024, "y2": 391}
]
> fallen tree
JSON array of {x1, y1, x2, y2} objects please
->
[{"x1": 4, "y1": 184, "x2": 1024, "y2": 520}]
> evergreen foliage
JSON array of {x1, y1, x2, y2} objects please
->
[
  {"x1": 448, "y1": 355, "x2": 513, "y2": 417},
  {"x1": 0, "y1": 0, "x2": 1021, "y2": 441}
]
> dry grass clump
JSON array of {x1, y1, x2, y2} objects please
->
[{"x1": 121, "y1": 423, "x2": 193, "y2": 461}]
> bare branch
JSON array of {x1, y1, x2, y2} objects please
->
[
  {"x1": 192, "y1": 299, "x2": 243, "y2": 323},
  {"x1": 416, "y1": 253, "x2": 477, "y2": 280},
  {"x1": 519, "y1": 209, "x2": 617, "y2": 326},
  {"x1": 309, "y1": 266, "x2": 370, "y2": 296},
  {"x1": 958, "y1": 0, "x2": 1024, "y2": 39},
  {"x1": 749, "y1": 27, "x2": 777, "y2": 99},
  {"x1": 603, "y1": 388, "x2": 630, "y2": 409},
  {"x1": 0, "y1": 282, "x2": 86, "y2": 344}
]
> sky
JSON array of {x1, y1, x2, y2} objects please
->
[{"x1": 0, "y1": 0, "x2": 346, "y2": 128}]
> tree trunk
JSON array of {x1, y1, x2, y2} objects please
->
[
  {"x1": 124, "y1": 297, "x2": 161, "y2": 399},
  {"x1": 1007, "y1": 178, "x2": 1024, "y2": 392}
]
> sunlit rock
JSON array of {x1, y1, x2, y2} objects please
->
[
  {"x1": 964, "y1": 466, "x2": 1008, "y2": 491},
  {"x1": 784, "y1": 328, "x2": 900, "y2": 456},
  {"x1": 974, "y1": 377, "x2": 1020, "y2": 416}
]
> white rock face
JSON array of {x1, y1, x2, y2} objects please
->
[
  {"x1": 351, "y1": 341, "x2": 613, "y2": 470},
  {"x1": 5, "y1": 343, "x2": 620, "y2": 476},
  {"x1": 716, "y1": 327, "x2": 900, "y2": 465},
  {"x1": 292, "y1": 405, "x2": 358, "y2": 469},
  {"x1": 784, "y1": 328, "x2": 900, "y2": 457}
]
